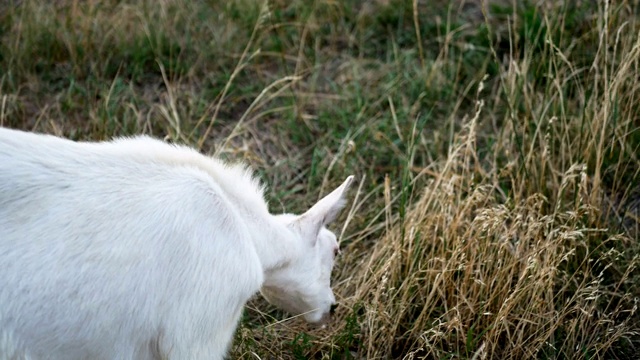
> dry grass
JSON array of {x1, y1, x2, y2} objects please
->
[{"x1": 1, "y1": 0, "x2": 639, "y2": 359}]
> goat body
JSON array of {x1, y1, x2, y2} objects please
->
[{"x1": 0, "y1": 128, "x2": 353, "y2": 360}]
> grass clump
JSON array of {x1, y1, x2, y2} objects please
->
[{"x1": 1, "y1": 0, "x2": 639, "y2": 359}]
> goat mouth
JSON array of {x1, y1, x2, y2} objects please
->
[{"x1": 307, "y1": 311, "x2": 332, "y2": 328}]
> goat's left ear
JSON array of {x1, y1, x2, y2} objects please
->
[{"x1": 296, "y1": 176, "x2": 355, "y2": 245}]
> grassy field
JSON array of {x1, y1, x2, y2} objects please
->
[{"x1": 2, "y1": 0, "x2": 640, "y2": 358}]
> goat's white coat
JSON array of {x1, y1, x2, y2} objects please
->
[{"x1": 0, "y1": 127, "x2": 353, "y2": 360}]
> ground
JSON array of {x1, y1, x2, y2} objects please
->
[{"x1": 1, "y1": 0, "x2": 639, "y2": 359}]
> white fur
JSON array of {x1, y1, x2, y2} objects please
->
[{"x1": 0, "y1": 127, "x2": 354, "y2": 360}]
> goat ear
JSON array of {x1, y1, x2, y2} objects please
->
[{"x1": 295, "y1": 176, "x2": 354, "y2": 245}]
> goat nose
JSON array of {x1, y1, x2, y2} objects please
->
[{"x1": 330, "y1": 303, "x2": 338, "y2": 314}]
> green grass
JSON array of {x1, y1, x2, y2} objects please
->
[{"x1": 2, "y1": 0, "x2": 639, "y2": 359}]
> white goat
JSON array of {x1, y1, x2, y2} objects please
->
[{"x1": 0, "y1": 127, "x2": 354, "y2": 360}]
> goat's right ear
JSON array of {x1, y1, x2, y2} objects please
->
[{"x1": 293, "y1": 176, "x2": 354, "y2": 246}]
